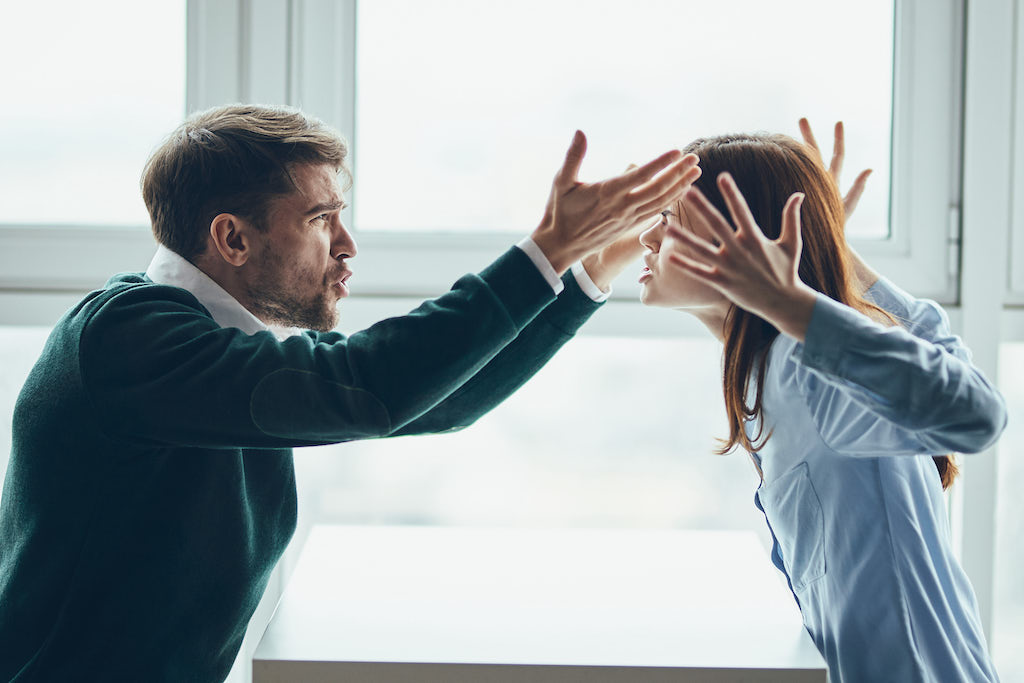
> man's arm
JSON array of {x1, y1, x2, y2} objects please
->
[
  {"x1": 83, "y1": 134, "x2": 697, "y2": 449},
  {"x1": 389, "y1": 270, "x2": 601, "y2": 436}
]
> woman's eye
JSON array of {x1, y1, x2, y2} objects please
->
[{"x1": 660, "y1": 210, "x2": 671, "y2": 223}]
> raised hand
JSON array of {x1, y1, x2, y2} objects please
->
[
  {"x1": 799, "y1": 117, "x2": 881, "y2": 291},
  {"x1": 581, "y1": 163, "x2": 702, "y2": 291},
  {"x1": 798, "y1": 117, "x2": 871, "y2": 218},
  {"x1": 532, "y1": 131, "x2": 701, "y2": 274},
  {"x1": 667, "y1": 173, "x2": 818, "y2": 342}
]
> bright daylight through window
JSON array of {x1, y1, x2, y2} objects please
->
[
  {"x1": 355, "y1": 0, "x2": 894, "y2": 239},
  {"x1": 0, "y1": 0, "x2": 185, "y2": 227}
]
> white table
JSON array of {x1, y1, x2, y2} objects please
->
[{"x1": 253, "y1": 526, "x2": 827, "y2": 682}]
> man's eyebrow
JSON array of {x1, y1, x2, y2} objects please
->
[{"x1": 304, "y1": 200, "x2": 346, "y2": 216}]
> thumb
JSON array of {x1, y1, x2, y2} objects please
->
[
  {"x1": 781, "y1": 192, "x2": 805, "y2": 260},
  {"x1": 556, "y1": 130, "x2": 587, "y2": 187}
]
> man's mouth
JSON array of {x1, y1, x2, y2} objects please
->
[{"x1": 330, "y1": 270, "x2": 353, "y2": 297}]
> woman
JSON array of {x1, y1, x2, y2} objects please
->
[{"x1": 636, "y1": 124, "x2": 1006, "y2": 681}]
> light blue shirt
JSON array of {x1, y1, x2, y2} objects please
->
[{"x1": 750, "y1": 277, "x2": 1006, "y2": 682}]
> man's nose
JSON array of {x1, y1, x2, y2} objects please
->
[{"x1": 330, "y1": 217, "x2": 357, "y2": 260}]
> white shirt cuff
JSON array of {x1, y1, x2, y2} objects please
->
[
  {"x1": 516, "y1": 237, "x2": 564, "y2": 296},
  {"x1": 571, "y1": 261, "x2": 611, "y2": 302}
]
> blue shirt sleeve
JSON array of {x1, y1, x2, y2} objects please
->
[{"x1": 787, "y1": 283, "x2": 1006, "y2": 456}]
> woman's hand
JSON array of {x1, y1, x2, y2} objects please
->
[
  {"x1": 668, "y1": 173, "x2": 818, "y2": 342},
  {"x1": 798, "y1": 117, "x2": 871, "y2": 218},
  {"x1": 799, "y1": 117, "x2": 881, "y2": 291}
]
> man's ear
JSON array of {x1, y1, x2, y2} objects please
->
[{"x1": 208, "y1": 213, "x2": 254, "y2": 267}]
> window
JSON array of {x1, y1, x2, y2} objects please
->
[
  {"x1": 0, "y1": 1, "x2": 186, "y2": 226},
  {"x1": 354, "y1": 0, "x2": 893, "y2": 239},
  {"x1": 993, "y1": 344, "x2": 1024, "y2": 680}
]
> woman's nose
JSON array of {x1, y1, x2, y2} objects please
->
[{"x1": 639, "y1": 223, "x2": 661, "y2": 251}]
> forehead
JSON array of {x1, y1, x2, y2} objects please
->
[{"x1": 274, "y1": 162, "x2": 344, "y2": 212}]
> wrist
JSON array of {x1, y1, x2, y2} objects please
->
[
  {"x1": 762, "y1": 285, "x2": 818, "y2": 343},
  {"x1": 530, "y1": 229, "x2": 577, "y2": 275},
  {"x1": 580, "y1": 253, "x2": 613, "y2": 291}
]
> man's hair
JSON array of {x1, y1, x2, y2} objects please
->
[{"x1": 141, "y1": 104, "x2": 351, "y2": 260}]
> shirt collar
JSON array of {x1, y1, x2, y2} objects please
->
[{"x1": 144, "y1": 244, "x2": 301, "y2": 340}]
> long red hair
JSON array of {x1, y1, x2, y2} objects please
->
[{"x1": 682, "y1": 133, "x2": 958, "y2": 489}]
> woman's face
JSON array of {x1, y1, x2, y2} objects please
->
[{"x1": 638, "y1": 203, "x2": 729, "y2": 312}]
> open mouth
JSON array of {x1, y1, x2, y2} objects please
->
[{"x1": 331, "y1": 270, "x2": 353, "y2": 297}]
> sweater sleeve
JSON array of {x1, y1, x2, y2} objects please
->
[
  {"x1": 79, "y1": 247, "x2": 557, "y2": 449},
  {"x1": 389, "y1": 270, "x2": 602, "y2": 436},
  {"x1": 787, "y1": 289, "x2": 1006, "y2": 456}
]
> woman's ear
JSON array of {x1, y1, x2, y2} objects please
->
[{"x1": 208, "y1": 213, "x2": 253, "y2": 267}]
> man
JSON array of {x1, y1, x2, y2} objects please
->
[{"x1": 0, "y1": 104, "x2": 698, "y2": 682}]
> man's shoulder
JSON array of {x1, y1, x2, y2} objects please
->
[{"x1": 62, "y1": 272, "x2": 213, "y2": 333}]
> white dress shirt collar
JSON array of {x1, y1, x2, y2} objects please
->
[{"x1": 144, "y1": 244, "x2": 300, "y2": 340}]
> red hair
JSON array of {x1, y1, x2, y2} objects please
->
[{"x1": 682, "y1": 133, "x2": 958, "y2": 490}]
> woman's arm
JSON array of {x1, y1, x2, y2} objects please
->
[
  {"x1": 792, "y1": 292, "x2": 1005, "y2": 455},
  {"x1": 669, "y1": 176, "x2": 1006, "y2": 455}
]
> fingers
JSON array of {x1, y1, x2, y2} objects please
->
[
  {"x1": 555, "y1": 130, "x2": 587, "y2": 188},
  {"x1": 717, "y1": 173, "x2": 761, "y2": 237},
  {"x1": 605, "y1": 150, "x2": 690, "y2": 196},
  {"x1": 798, "y1": 117, "x2": 820, "y2": 155},
  {"x1": 681, "y1": 184, "x2": 736, "y2": 247},
  {"x1": 666, "y1": 224, "x2": 720, "y2": 263},
  {"x1": 629, "y1": 163, "x2": 701, "y2": 219},
  {"x1": 668, "y1": 250, "x2": 720, "y2": 282},
  {"x1": 779, "y1": 193, "x2": 805, "y2": 259},
  {"x1": 843, "y1": 168, "x2": 872, "y2": 217},
  {"x1": 829, "y1": 121, "x2": 844, "y2": 180}
]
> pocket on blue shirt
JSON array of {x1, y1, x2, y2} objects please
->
[{"x1": 758, "y1": 461, "x2": 827, "y2": 592}]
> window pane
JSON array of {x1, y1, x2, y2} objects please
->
[
  {"x1": 994, "y1": 343, "x2": 1024, "y2": 679},
  {"x1": 355, "y1": 0, "x2": 893, "y2": 238},
  {"x1": 294, "y1": 336, "x2": 768, "y2": 545},
  {"x1": 0, "y1": 1, "x2": 186, "y2": 227}
]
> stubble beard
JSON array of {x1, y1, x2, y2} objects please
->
[{"x1": 245, "y1": 251, "x2": 339, "y2": 332}]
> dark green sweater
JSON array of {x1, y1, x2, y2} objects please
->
[{"x1": 0, "y1": 247, "x2": 601, "y2": 682}]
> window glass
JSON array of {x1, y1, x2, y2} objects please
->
[
  {"x1": 294, "y1": 335, "x2": 768, "y2": 545},
  {"x1": 0, "y1": 1, "x2": 186, "y2": 226},
  {"x1": 355, "y1": 0, "x2": 893, "y2": 238},
  {"x1": 993, "y1": 343, "x2": 1024, "y2": 679}
]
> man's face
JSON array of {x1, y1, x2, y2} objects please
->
[{"x1": 243, "y1": 163, "x2": 356, "y2": 331}]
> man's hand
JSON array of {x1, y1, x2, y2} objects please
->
[
  {"x1": 531, "y1": 131, "x2": 701, "y2": 274},
  {"x1": 581, "y1": 162, "x2": 702, "y2": 292}
]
